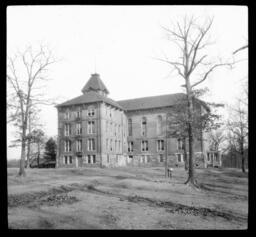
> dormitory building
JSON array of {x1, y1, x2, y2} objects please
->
[{"x1": 56, "y1": 73, "x2": 222, "y2": 168}]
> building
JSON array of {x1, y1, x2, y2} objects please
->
[{"x1": 56, "y1": 73, "x2": 218, "y2": 168}]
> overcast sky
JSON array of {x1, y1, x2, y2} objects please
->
[{"x1": 7, "y1": 5, "x2": 248, "y2": 160}]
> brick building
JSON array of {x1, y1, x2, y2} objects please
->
[{"x1": 56, "y1": 73, "x2": 217, "y2": 168}]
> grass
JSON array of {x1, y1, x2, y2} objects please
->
[{"x1": 8, "y1": 166, "x2": 248, "y2": 229}]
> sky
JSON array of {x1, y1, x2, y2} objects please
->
[{"x1": 7, "y1": 5, "x2": 248, "y2": 160}]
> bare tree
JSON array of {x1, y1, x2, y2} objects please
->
[
  {"x1": 7, "y1": 45, "x2": 56, "y2": 176},
  {"x1": 27, "y1": 129, "x2": 46, "y2": 167},
  {"x1": 233, "y1": 44, "x2": 248, "y2": 55},
  {"x1": 226, "y1": 98, "x2": 248, "y2": 173},
  {"x1": 26, "y1": 105, "x2": 44, "y2": 168},
  {"x1": 159, "y1": 16, "x2": 232, "y2": 187},
  {"x1": 208, "y1": 129, "x2": 225, "y2": 151}
]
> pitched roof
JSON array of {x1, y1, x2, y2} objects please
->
[
  {"x1": 117, "y1": 93, "x2": 210, "y2": 112},
  {"x1": 56, "y1": 91, "x2": 123, "y2": 109},
  {"x1": 117, "y1": 93, "x2": 188, "y2": 111},
  {"x1": 81, "y1": 73, "x2": 109, "y2": 94}
]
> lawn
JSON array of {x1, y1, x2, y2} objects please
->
[{"x1": 7, "y1": 166, "x2": 248, "y2": 229}]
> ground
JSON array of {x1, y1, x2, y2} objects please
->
[{"x1": 8, "y1": 166, "x2": 248, "y2": 229}]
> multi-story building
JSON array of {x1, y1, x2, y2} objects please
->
[{"x1": 56, "y1": 73, "x2": 219, "y2": 168}]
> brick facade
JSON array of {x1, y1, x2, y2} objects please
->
[{"x1": 56, "y1": 73, "x2": 215, "y2": 168}]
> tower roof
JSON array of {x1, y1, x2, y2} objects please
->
[{"x1": 81, "y1": 73, "x2": 109, "y2": 94}]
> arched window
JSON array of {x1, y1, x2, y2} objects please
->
[
  {"x1": 157, "y1": 115, "x2": 162, "y2": 135},
  {"x1": 128, "y1": 118, "x2": 132, "y2": 136},
  {"x1": 141, "y1": 117, "x2": 147, "y2": 136}
]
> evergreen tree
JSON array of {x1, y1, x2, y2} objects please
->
[{"x1": 44, "y1": 137, "x2": 57, "y2": 161}]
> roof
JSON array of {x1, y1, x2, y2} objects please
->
[
  {"x1": 117, "y1": 93, "x2": 210, "y2": 112},
  {"x1": 56, "y1": 90, "x2": 123, "y2": 109},
  {"x1": 117, "y1": 93, "x2": 187, "y2": 111},
  {"x1": 81, "y1": 73, "x2": 109, "y2": 94}
]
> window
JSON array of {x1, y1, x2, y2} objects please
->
[
  {"x1": 64, "y1": 124, "x2": 71, "y2": 136},
  {"x1": 63, "y1": 155, "x2": 72, "y2": 164},
  {"x1": 176, "y1": 153, "x2": 183, "y2": 162},
  {"x1": 141, "y1": 117, "x2": 147, "y2": 136},
  {"x1": 88, "y1": 138, "x2": 95, "y2": 151},
  {"x1": 128, "y1": 118, "x2": 132, "y2": 136},
  {"x1": 64, "y1": 111, "x2": 70, "y2": 120},
  {"x1": 64, "y1": 140, "x2": 71, "y2": 152},
  {"x1": 87, "y1": 155, "x2": 96, "y2": 164},
  {"x1": 88, "y1": 107, "x2": 95, "y2": 117},
  {"x1": 159, "y1": 154, "x2": 164, "y2": 162},
  {"x1": 76, "y1": 110, "x2": 81, "y2": 119},
  {"x1": 114, "y1": 124, "x2": 117, "y2": 136},
  {"x1": 141, "y1": 140, "x2": 148, "y2": 151},
  {"x1": 157, "y1": 140, "x2": 164, "y2": 151},
  {"x1": 157, "y1": 115, "x2": 162, "y2": 135},
  {"x1": 118, "y1": 140, "x2": 121, "y2": 152},
  {"x1": 110, "y1": 122, "x2": 113, "y2": 135},
  {"x1": 141, "y1": 155, "x2": 148, "y2": 163},
  {"x1": 87, "y1": 121, "x2": 95, "y2": 134},
  {"x1": 128, "y1": 155, "x2": 133, "y2": 163},
  {"x1": 106, "y1": 139, "x2": 109, "y2": 151},
  {"x1": 76, "y1": 140, "x2": 82, "y2": 152},
  {"x1": 64, "y1": 156, "x2": 68, "y2": 164},
  {"x1": 76, "y1": 123, "x2": 82, "y2": 135},
  {"x1": 106, "y1": 121, "x2": 108, "y2": 133},
  {"x1": 107, "y1": 155, "x2": 110, "y2": 163},
  {"x1": 110, "y1": 139, "x2": 113, "y2": 151},
  {"x1": 177, "y1": 138, "x2": 183, "y2": 150},
  {"x1": 207, "y1": 153, "x2": 211, "y2": 161},
  {"x1": 128, "y1": 141, "x2": 133, "y2": 152}
]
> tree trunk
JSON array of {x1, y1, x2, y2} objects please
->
[
  {"x1": 241, "y1": 142, "x2": 245, "y2": 173},
  {"x1": 26, "y1": 140, "x2": 31, "y2": 168},
  {"x1": 185, "y1": 123, "x2": 196, "y2": 186},
  {"x1": 18, "y1": 137, "x2": 26, "y2": 176},
  {"x1": 183, "y1": 137, "x2": 188, "y2": 171},
  {"x1": 165, "y1": 115, "x2": 168, "y2": 178},
  {"x1": 37, "y1": 143, "x2": 40, "y2": 168},
  {"x1": 184, "y1": 79, "x2": 197, "y2": 187}
]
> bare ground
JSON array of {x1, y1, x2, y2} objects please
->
[{"x1": 7, "y1": 166, "x2": 248, "y2": 229}]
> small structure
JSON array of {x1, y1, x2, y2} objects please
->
[
  {"x1": 168, "y1": 167, "x2": 173, "y2": 178},
  {"x1": 30, "y1": 158, "x2": 56, "y2": 168},
  {"x1": 206, "y1": 150, "x2": 222, "y2": 168}
]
